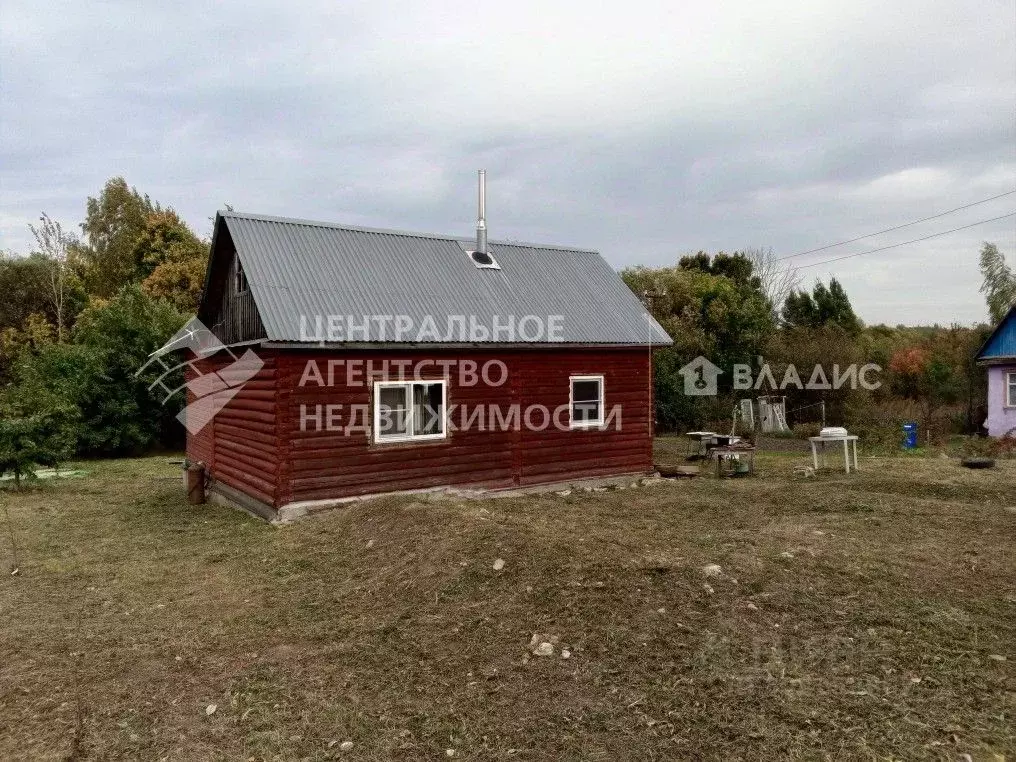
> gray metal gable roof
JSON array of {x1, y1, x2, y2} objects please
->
[{"x1": 217, "y1": 211, "x2": 673, "y2": 346}]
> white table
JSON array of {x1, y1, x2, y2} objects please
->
[
  {"x1": 808, "y1": 435, "x2": 860, "y2": 473},
  {"x1": 685, "y1": 431, "x2": 741, "y2": 458},
  {"x1": 685, "y1": 431, "x2": 717, "y2": 458}
]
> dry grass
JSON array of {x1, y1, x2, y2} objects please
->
[{"x1": 0, "y1": 447, "x2": 1013, "y2": 760}]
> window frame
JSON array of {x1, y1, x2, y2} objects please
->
[
  {"x1": 1006, "y1": 371, "x2": 1016, "y2": 408},
  {"x1": 372, "y1": 379, "x2": 448, "y2": 444},
  {"x1": 569, "y1": 374, "x2": 605, "y2": 429},
  {"x1": 234, "y1": 258, "x2": 248, "y2": 295}
]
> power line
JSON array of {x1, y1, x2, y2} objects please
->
[
  {"x1": 794, "y1": 212, "x2": 1016, "y2": 271},
  {"x1": 775, "y1": 189, "x2": 1016, "y2": 262}
]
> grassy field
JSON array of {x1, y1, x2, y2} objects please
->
[{"x1": 0, "y1": 445, "x2": 1013, "y2": 760}]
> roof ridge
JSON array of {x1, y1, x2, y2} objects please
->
[{"x1": 218, "y1": 210, "x2": 600, "y2": 254}]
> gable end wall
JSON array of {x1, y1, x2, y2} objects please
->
[{"x1": 201, "y1": 223, "x2": 267, "y2": 346}]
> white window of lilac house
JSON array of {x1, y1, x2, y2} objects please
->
[
  {"x1": 569, "y1": 375, "x2": 604, "y2": 428},
  {"x1": 1007, "y1": 371, "x2": 1016, "y2": 408},
  {"x1": 373, "y1": 380, "x2": 446, "y2": 443}
]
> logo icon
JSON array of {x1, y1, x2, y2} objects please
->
[
  {"x1": 137, "y1": 318, "x2": 264, "y2": 434},
  {"x1": 678, "y1": 356, "x2": 723, "y2": 396}
]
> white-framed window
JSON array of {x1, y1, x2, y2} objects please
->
[
  {"x1": 569, "y1": 375, "x2": 605, "y2": 428},
  {"x1": 234, "y1": 259, "x2": 248, "y2": 294},
  {"x1": 1007, "y1": 371, "x2": 1016, "y2": 408},
  {"x1": 373, "y1": 380, "x2": 447, "y2": 443}
]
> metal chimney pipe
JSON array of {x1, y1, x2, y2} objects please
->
[{"x1": 476, "y1": 169, "x2": 488, "y2": 254}]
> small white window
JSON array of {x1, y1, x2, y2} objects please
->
[
  {"x1": 1007, "y1": 371, "x2": 1016, "y2": 408},
  {"x1": 373, "y1": 380, "x2": 446, "y2": 443},
  {"x1": 234, "y1": 259, "x2": 248, "y2": 294},
  {"x1": 570, "y1": 375, "x2": 604, "y2": 428}
]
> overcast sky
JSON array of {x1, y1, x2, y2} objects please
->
[{"x1": 2, "y1": 0, "x2": 1014, "y2": 325}]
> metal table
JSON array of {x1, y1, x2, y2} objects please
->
[
  {"x1": 710, "y1": 445, "x2": 756, "y2": 477},
  {"x1": 685, "y1": 431, "x2": 717, "y2": 459},
  {"x1": 808, "y1": 435, "x2": 860, "y2": 473},
  {"x1": 686, "y1": 431, "x2": 742, "y2": 459}
]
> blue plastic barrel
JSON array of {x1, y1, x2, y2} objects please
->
[{"x1": 902, "y1": 422, "x2": 918, "y2": 449}]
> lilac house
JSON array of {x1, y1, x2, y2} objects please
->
[{"x1": 977, "y1": 305, "x2": 1016, "y2": 438}]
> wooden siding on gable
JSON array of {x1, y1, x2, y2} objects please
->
[
  {"x1": 211, "y1": 249, "x2": 266, "y2": 345},
  {"x1": 200, "y1": 222, "x2": 267, "y2": 346},
  {"x1": 980, "y1": 308, "x2": 1016, "y2": 361}
]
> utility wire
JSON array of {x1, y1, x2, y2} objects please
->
[
  {"x1": 775, "y1": 189, "x2": 1016, "y2": 262},
  {"x1": 794, "y1": 212, "x2": 1016, "y2": 271},
  {"x1": 786, "y1": 401, "x2": 826, "y2": 415}
]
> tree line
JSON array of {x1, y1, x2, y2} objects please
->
[
  {"x1": 623, "y1": 244, "x2": 1013, "y2": 447},
  {"x1": 2, "y1": 176, "x2": 1014, "y2": 483},
  {"x1": 1, "y1": 178, "x2": 203, "y2": 484}
]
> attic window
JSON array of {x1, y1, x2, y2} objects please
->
[
  {"x1": 468, "y1": 249, "x2": 500, "y2": 270},
  {"x1": 234, "y1": 259, "x2": 248, "y2": 294}
]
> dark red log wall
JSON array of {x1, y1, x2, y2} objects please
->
[
  {"x1": 188, "y1": 347, "x2": 654, "y2": 509},
  {"x1": 184, "y1": 355, "x2": 282, "y2": 506}
]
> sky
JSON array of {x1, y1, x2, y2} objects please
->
[{"x1": 1, "y1": 0, "x2": 1014, "y2": 326}]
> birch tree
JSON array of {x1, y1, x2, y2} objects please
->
[
  {"x1": 742, "y1": 247, "x2": 801, "y2": 320},
  {"x1": 29, "y1": 213, "x2": 73, "y2": 343}
]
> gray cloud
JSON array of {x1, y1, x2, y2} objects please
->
[{"x1": 1, "y1": 0, "x2": 1014, "y2": 325}]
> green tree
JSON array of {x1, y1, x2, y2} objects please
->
[
  {"x1": 816, "y1": 279, "x2": 861, "y2": 334},
  {"x1": 0, "y1": 253, "x2": 52, "y2": 331},
  {"x1": 782, "y1": 289, "x2": 818, "y2": 330},
  {"x1": 0, "y1": 383, "x2": 78, "y2": 490},
  {"x1": 0, "y1": 313, "x2": 56, "y2": 385},
  {"x1": 782, "y1": 278, "x2": 860, "y2": 333},
  {"x1": 75, "y1": 177, "x2": 159, "y2": 297},
  {"x1": 14, "y1": 286, "x2": 187, "y2": 455},
  {"x1": 764, "y1": 324, "x2": 867, "y2": 426},
  {"x1": 135, "y1": 210, "x2": 209, "y2": 312},
  {"x1": 978, "y1": 242, "x2": 1015, "y2": 323},
  {"x1": 679, "y1": 251, "x2": 763, "y2": 293},
  {"x1": 624, "y1": 256, "x2": 775, "y2": 430},
  {"x1": 73, "y1": 286, "x2": 188, "y2": 453},
  {"x1": 0, "y1": 251, "x2": 87, "y2": 343}
]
